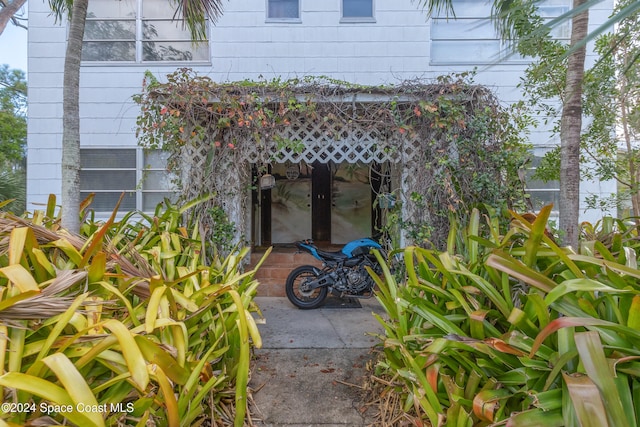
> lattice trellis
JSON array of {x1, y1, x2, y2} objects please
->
[
  {"x1": 240, "y1": 113, "x2": 418, "y2": 164},
  {"x1": 175, "y1": 108, "x2": 418, "y2": 249}
]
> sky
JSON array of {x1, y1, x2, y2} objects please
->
[{"x1": 0, "y1": 6, "x2": 29, "y2": 73}]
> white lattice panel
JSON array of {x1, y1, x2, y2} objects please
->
[{"x1": 240, "y1": 115, "x2": 416, "y2": 164}]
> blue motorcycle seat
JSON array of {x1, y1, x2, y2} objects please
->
[{"x1": 315, "y1": 248, "x2": 348, "y2": 261}]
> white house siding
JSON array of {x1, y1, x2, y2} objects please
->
[{"x1": 27, "y1": 0, "x2": 616, "y2": 222}]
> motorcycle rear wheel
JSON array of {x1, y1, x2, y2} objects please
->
[{"x1": 285, "y1": 265, "x2": 328, "y2": 309}]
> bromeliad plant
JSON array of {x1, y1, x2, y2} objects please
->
[
  {"x1": 0, "y1": 195, "x2": 269, "y2": 427},
  {"x1": 371, "y1": 205, "x2": 640, "y2": 426}
]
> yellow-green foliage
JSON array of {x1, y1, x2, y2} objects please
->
[
  {"x1": 0, "y1": 195, "x2": 269, "y2": 427},
  {"x1": 372, "y1": 205, "x2": 640, "y2": 426}
]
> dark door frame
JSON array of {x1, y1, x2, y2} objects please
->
[
  {"x1": 311, "y1": 161, "x2": 331, "y2": 243},
  {"x1": 254, "y1": 161, "x2": 384, "y2": 247}
]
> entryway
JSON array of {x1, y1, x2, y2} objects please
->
[{"x1": 255, "y1": 161, "x2": 386, "y2": 246}]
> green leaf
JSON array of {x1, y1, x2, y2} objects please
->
[
  {"x1": 486, "y1": 252, "x2": 557, "y2": 293},
  {"x1": 50, "y1": 239, "x2": 83, "y2": 266},
  {"x1": 531, "y1": 317, "x2": 640, "y2": 358},
  {"x1": 467, "y1": 207, "x2": 480, "y2": 264},
  {"x1": 134, "y1": 335, "x2": 190, "y2": 385},
  {"x1": 521, "y1": 205, "x2": 552, "y2": 268},
  {"x1": 0, "y1": 265, "x2": 40, "y2": 293},
  {"x1": 148, "y1": 364, "x2": 179, "y2": 427},
  {"x1": 146, "y1": 285, "x2": 167, "y2": 334},
  {"x1": 0, "y1": 372, "x2": 100, "y2": 427},
  {"x1": 505, "y1": 408, "x2": 563, "y2": 427},
  {"x1": 41, "y1": 353, "x2": 105, "y2": 427},
  {"x1": 472, "y1": 388, "x2": 511, "y2": 422},
  {"x1": 544, "y1": 278, "x2": 634, "y2": 305},
  {"x1": 36, "y1": 293, "x2": 89, "y2": 362},
  {"x1": 227, "y1": 290, "x2": 250, "y2": 427},
  {"x1": 574, "y1": 331, "x2": 631, "y2": 427},
  {"x1": 102, "y1": 319, "x2": 149, "y2": 390},
  {"x1": 628, "y1": 295, "x2": 640, "y2": 329},
  {"x1": 563, "y1": 372, "x2": 609, "y2": 427}
]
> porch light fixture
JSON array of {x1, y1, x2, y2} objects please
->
[{"x1": 260, "y1": 174, "x2": 276, "y2": 190}]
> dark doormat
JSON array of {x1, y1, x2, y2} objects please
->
[{"x1": 322, "y1": 295, "x2": 362, "y2": 308}]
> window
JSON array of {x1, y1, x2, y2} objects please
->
[
  {"x1": 83, "y1": 0, "x2": 209, "y2": 63},
  {"x1": 268, "y1": 0, "x2": 300, "y2": 20},
  {"x1": 80, "y1": 148, "x2": 177, "y2": 213},
  {"x1": 342, "y1": 0, "x2": 374, "y2": 20},
  {"x1": 525, "y1": 153, "x2": 560, "y2": 211},
  {"x1": 430, "y1": 0, "x2": 569, "y2": 64}
]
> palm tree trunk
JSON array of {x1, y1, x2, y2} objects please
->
[
  {"x1": 617, "y1": 40, "x2": 640, "y2": 232},
  {"x1": 61, "y1": 0, "x2": 88, "y2": 232},
  {"x1": 559, "y1": 0, "x2": 588, "y2": 249}
]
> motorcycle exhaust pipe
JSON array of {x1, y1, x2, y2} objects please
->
[{"x1": 305, "y1": 275, "x2": 335, "y2": 290}]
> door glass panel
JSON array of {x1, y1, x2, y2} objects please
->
[
  {"x1": 331, "y1": 162, "x2": 371, "y2": 244},
  {"x1": 271, "y1": 163, "x2": 312, "y2": 243}
]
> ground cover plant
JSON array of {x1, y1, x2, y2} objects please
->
[
  {"x1": 0, "y1": 195, "x2": 268, "y2": 426},
  {"x1": 370, "y1": 205, "x2": 640, "y2": 426}
]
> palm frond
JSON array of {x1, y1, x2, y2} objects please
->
[
  {"x1": 0, "y1": 270, "x2": 85, "y2": 321},
  {"x1": 172, "y1": 0, "x2": 227, "y2": 40},
  {"x1": 412, "y1": 0, "x2": 455, "y2": 18}
]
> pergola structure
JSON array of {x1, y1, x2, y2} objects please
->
[{"x1": 136, "y1": 70, "x2": 524, "y2": 250}]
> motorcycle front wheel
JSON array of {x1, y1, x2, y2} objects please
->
[{"x1": 285, "y1": 265, "x2": 328, "y2": 309}]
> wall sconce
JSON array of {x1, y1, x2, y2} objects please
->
[{"x1": 260, "y1": 174, "x2": 276, "y2": 190}]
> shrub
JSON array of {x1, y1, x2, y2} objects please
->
[
  {"x1": 0, "y1": 194, "x2": 269, "y2": 427},
  {"x1": 372, "y1": 205, "x2": 640, "y2": 426}
]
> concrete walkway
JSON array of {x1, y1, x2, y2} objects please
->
[{"x1": 249, "y1": 296, "x2": 387, "y2": 426}]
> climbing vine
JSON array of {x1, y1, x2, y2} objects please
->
[{"x1": 134, "y1": 68, "x2": 529, "y2": 248}]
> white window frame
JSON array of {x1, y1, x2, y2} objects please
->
[
  {"x1": 82, "y1": 0, "x2": 210, "y2": 64},
  {"x1": 430, "y1": 16, "x2": 507, "y2": 65},
  {"x1": 80, "y1": 148, "x2": 178, "y2": 215},
  {"x1": 430, "y1": 0, "x2": 569, "y2": 65},
  {"x1": 266, "y1": 0, "x2": 302, "y2": 23},
  {"x1": 525, "y1": 150, "x2": 560, "y2": 213},
  {"x1": 340, "y1": 0, "x2": 375, "y2": 23}
]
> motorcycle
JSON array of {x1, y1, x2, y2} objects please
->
[{"x1": 285, "y1": 238, "x2": 384, "y2": 309}]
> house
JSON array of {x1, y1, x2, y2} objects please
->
[{"x1": 27, "y1": 0, "x2": 616, "y2": 249}]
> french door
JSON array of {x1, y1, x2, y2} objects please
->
[{"x1": 261, "y1": 161, "x2": 374, "y2": 246}]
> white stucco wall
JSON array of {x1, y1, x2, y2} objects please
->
[{"x1": 26, "y1": 0, "x2": 616, "y2": 220}]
